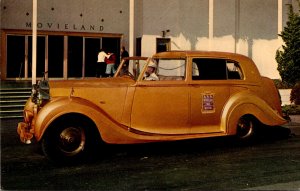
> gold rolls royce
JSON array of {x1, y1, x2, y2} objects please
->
[{"x1": 17, "y1": 51, "x2": 287, "y2": 163}]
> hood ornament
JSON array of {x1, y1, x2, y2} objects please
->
[{"x1": 69, "y1": 87, "x2": 74, "y2": 98}]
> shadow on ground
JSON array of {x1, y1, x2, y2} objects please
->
[{"x1": 84, "y1": 125, "x2": 293, "y2": 164}]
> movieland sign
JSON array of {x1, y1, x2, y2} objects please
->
[{"x1": 25, "y1": 22, "x2": 104, "y2": 32}]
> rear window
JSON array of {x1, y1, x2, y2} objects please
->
[{"x1": 192, "y1": 58, "x2": 243, "y2": 80}]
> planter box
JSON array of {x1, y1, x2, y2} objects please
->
[
  {"x1": 279, "y1": 89, "x2": 292, "y2": 106},
  {"x1": 289, "y1": 115, "x2": 300, "y2": 123}
]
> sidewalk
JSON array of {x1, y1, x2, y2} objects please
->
[
  {"x1": 289, "y1": 115, "x2": 300, "y2": 123},
  {"x1": 284, "y1": 115, "x2": 300, "y2": 136}
]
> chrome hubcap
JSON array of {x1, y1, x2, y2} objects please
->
[
  {"x1": 237, "y1": 117, "x2": 253, "y2": 138},
  {"x1": 58, "y1": 127, "x2": 85, "y2": 156}
]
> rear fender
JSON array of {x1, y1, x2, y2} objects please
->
[{"x1": 221, "y1": 91, "x2": 287, "y2": 135}]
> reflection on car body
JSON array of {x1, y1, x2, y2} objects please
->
[{"x1": 17, "y1": 51, "x2": 287, "y2": 163}]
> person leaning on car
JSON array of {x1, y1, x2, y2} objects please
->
[{"x1": 144, "y1": 60, "x2": 159, "y2": 81}]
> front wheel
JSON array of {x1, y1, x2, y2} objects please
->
[{"x1": 42, "y1": 117, "x2": 98, "y2": 164}]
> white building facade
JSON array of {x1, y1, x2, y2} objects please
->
[{"x1": 0, "y1": 0, "x2": 298, "y2": 80}]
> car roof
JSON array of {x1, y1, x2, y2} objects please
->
[{"x1": 153, "y1": 51, "x2": 250, "y2": 60}]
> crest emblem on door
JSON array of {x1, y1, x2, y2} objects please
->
[{"x1": 202, "y1": 93, "x2": 215, "y2": 113}]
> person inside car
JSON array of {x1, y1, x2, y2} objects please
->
[{"x1": 144, "y1": 60, "x2": 159, "y2": 81}]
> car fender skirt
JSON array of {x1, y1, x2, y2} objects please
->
[{"x1": 221, "y1": 92, "x2": 287, "y2": 135}]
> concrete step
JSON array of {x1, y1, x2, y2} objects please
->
[
  {"x1": 1, "y1": 95, "x2": 31, "y2": 101},
  {"x1": 0, "y1": 110, "x2": 23, "y2": 119},
  {"x1": 0, "y1": 100, "x2": 29, "y2": 104},
  {"x1": 0, "y1": 81, "x2": 32, "y2": 119},
  {"x1": 0, "y1": 91, "x2": 31, "y2": 95},
  {"x1": 0, "y1": 105, "x2": 25, "y2": 112}
]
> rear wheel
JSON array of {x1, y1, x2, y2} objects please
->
[
  {"x1": 42, "y1": 116, "x2": 99, "y2": 164},
  {"x1": 236, "y1": 115, "x2": 256, "y2": 140}
]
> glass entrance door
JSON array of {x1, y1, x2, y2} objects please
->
[
  {"x1": 85, "y1": 38, "x2": 101, "y2": 77},
  {"x1": 48, "y1": 36, "x2": 64, "y2": 78},
  {"x1": 28, "y1": 36, "x2": 46, "y2": 78},
  {"x1": 7, "y1": 35, "x2": 25, "y2": 78},
  {"x1": 6, "y1": 34, "x2": 121, "y2": 80},
  {"x1": 102, "y1": 37, "x2": 121, "y2": 67},
  {"x1": 67, "y1": 36, "x2": 83, "y2": 78}
]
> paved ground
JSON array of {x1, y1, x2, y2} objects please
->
[
  {"x1": 285, "y1": 115, "x2": 300, "y2": 135},
  {"x1": 250, "y1": 115, "x2": 300, "y2": 190},
  {"x1": 1, "y1": 117, "x2": 300, "y2": 190}
]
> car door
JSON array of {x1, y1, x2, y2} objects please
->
[
  {"x1": 189, "y1": 58, "x2": 231, "y2": 134},
  {"x1": 131, "y1": 58, "x2": 190, "y2": 135}
]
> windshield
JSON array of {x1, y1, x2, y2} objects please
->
[{"x1": 115, "y1": 58, "x2": 148, "y2": 80}]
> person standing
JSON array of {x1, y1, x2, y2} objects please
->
[
  {"x1": 120, "y1": 46, "x2": 129, "y2": 69},
  {"x1": 121, "y1": 46, "x2": 129, "y2": 59},
  {"x1": 97, "y1": 49, "x2": 110, "y2": 78},
  {"x1": 105, "y1": 52, "x2": 116, "y2": 77}
]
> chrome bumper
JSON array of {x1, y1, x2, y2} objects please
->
[{"x1": 17, "y1": 122, "x2": 34, "y2": 144}]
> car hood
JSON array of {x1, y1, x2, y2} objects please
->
[{"x1": 45, "y1": 77, "x2": 136, "y2": 125}]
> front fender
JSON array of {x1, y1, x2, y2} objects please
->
[
  {"x1": 221, "y1": 91, "x2": 287, "y2": 135},
  {"x1": 34, "y1": 96, "x2": 115, "y2": 142}
]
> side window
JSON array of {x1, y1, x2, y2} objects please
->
[
  {"x1": 226, "y1": 61, "x2": 243, "y2": 80},
  {"x1": 156, "y1": 59, "x2": 186, "y2": 81},
  {"x1": 192, "y1": 58, "x2": 243, "y2": 80},
  {"x1": 192, "y1": 58, "x2": 227, "y2": 80}
]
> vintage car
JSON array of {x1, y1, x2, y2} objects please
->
[{"x1": 17, "y1": 51, "x2": 287, "y2": 162}]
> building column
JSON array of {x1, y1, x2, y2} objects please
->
[
  {"x1": 278, "y1": 0, "x2": 283, "y2": 34},
  {"x1": 235, "y1": 0, "x2": 240, "y2": 53},
  {"x1": 278, "y1": 0, "x2": 283, "y2": 47},
  {"x1": 32, "y1": 0, "x2": 37, "y2": 85},
  {"x1": 129, "y1": 0, "x2": 134, "y2": 56},
  {"x1": 208, "y1": 0, "x2": 214, "y2": 50}
]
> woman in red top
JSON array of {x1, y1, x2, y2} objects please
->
[{"x1": 105, "y1": 53, "x2": 116, "y2": 77}]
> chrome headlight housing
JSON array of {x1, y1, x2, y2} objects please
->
[{"x1": 31, "y1": 79, "x2": 50, "y2": 106}]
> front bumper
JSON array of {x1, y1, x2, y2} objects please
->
[
  {"x1": 17, "y1": 122, "x2": 34, "y2": 144},
  {"x1": 16, "y1": 98, "x2": 38, "y2": 144}
]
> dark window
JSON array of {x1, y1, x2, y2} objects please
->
[
  {"x1": 85, "y1": 38, "x2": 101, "y2": 77},
  {"x1": 136, "y1": 37, "x2": 142, "y2": 56},
  {"x1": 68, "y1": 36, "x2": 83, "y2": 78},
  {"x1": 192, "y1": 59, "x2": 227, "y2": 80},
  {"x1": 156, "y1": 38, "x2": 171, "y2": 53},
  {"x1": 28, "y1": 36, "x2": 46, "y2": 78},
  {"x1": 48, "y1": 36, "x2": 64, "y2": 78},
  {"x1": 7, "y1": 35, "x2": 25, "y2": 78}
]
